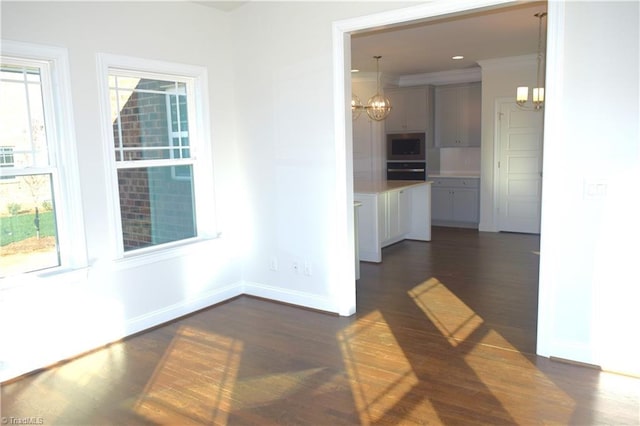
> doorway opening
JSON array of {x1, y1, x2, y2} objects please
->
[{"x1": 334, "y1": 0, "x2": 550, "y2": 355}]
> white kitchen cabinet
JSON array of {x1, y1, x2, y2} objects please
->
[
  {"x1": 435, "y1": 83, "x2": 481, "y2": 147},
  {"x1": 368, "y1": 189, "x2": 411, "y2": 254},
  {"x1": 452, "y1": 189, "x2": 478, "y2": 223},
  {"x1": 398, "y1": 188, "x2": 412, "y2": 236},
  {"x1": 354, "y1": 181, "x2": 431, "y2": 263},
  {"x1": 355, "y1": 193, "x2": 380, "y2": 262},
  {"x1": 431, "y1": 187, "x2": 452, "y2": 222},
  {"x1": 382, "y1": 188, "x2": 412, "y2": 247},
  {"x1": 385, "y1": 86, "x2": 435, "y2": 146},
  {"x1": 431, "y1": 177, "x2": 479, "y2": 227}
]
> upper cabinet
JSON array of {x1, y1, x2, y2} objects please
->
[
  {"x1": 384, "y1": 86, "x2": 435, "y2": 146},
  {"x1": 435, "y1": 82, "x2": 481, "y2": 147}
]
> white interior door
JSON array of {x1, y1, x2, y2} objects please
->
[{"x1": 497, "y1": 101, "x2": 543, "y2": 234}]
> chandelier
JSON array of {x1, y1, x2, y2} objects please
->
[
  {"x1": 516, "y1": 12, "x2": 547, "y2": 110},
  {"x1": 352, "y1": 56, "x2": 392, "y2": 121}
]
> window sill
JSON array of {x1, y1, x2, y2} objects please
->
[
  {"x1": 110, "y1": 233, "x2": 222, "y2": 271},
  {"x1": 0, "y1": 234, "x2": 222, "y2": 291},
  {"x1": 0, "y1": 266, "x2": 88, "y2": 292}
]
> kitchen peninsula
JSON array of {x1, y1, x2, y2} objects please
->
[{"x1": 354, "y1": 180, "x2": 432, "y2": 263}]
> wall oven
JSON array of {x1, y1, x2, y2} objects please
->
[{"x1": 387, "y1": 161, "x2": 426, "y2": 181}]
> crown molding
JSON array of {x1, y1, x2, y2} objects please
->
[
  {"x1": 398, "y1": 67, "x2": 482, "y2": 87},
  {"x1": 477, "y1": 54, "x2": 538, "y2": 70}
]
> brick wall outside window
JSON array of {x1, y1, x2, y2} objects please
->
[{"x1": 114, "y1": 79, "x2": 195, "y2": 251}]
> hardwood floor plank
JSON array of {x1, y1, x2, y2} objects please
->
[{"x1": 2, "y1": 228, "x2": 638, "y2": 425}]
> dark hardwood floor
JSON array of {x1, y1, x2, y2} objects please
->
[{"x1": 2, "y1": 227, "x2": 639, "y2": 425}]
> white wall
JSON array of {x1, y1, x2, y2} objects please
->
[
  {"x1": 227, "y1": 1, "x2": 414, "y2": 314},
  {"x1": 538, "y1": 1, "x2": 639, "y2": 374},
  {"x1": 0, "y1": 1, "x2": 245, "y2": 381}
]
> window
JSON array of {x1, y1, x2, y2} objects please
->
[
  {"x1": 0, "y1": 42, "x2": 85, "y2": 279},
  {"x1": 98, "y1": 55, "x2": 215, "y2": 256},
  {"x1": 0, "y1": 146, "x2": 15, "y2": 181},
  {"x1": 1, "y1": 146, "x2": 15, "y2": 168}
]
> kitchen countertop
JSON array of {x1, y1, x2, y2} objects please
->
[
  {"x1": 354, "y1": 179, "x2": 431, "y2": 194},
  {"x1": 428, "y1": 172, "x2": 480, "y2": 179}
]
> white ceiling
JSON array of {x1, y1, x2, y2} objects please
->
[
  {"x1": 194, "y1": 1, "x2": 248, "y2": 12},
  {"x1": 351, "y1": 1, "x2": 547, "y2": 77}
]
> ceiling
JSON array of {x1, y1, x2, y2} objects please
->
[
  {"x1": 194, "y1": 1, "x2": 248, "y2": 12},
  {"x1": 351, "y1": 1, "x2": 547, "y2": 77}
]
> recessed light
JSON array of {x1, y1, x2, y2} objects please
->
[
  {"x1": 452, "y1": 55, "x2": 464, "y2": 60},
  {"x1": 351, "y1": 69, "x2": 360, "y2": 73}
]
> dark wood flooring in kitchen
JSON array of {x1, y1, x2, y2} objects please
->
[{"x1": 2, "y1": 227, "x2": 639, "y2": 425}]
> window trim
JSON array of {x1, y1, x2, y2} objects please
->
[
  {"x1": 1, "y1": 40, "x2": 87, "y2": 282},
  {"x1": 96, "y1": 53, "x2": 217, "y2": 259}
]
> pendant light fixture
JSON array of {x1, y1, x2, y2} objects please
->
[
  {"x1": 352, "y1": 56, "x2": 392, "y2": 121},
  {"x1": 366, "y1": 56, "x2": 392, "y2": 121},
  {"x1": 516, "y1": 12, "x2": 547, "y2": 110}
]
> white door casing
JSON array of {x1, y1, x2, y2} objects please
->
[{"x1": 496, "y1": 100, "x2": 543, "y2": 234}]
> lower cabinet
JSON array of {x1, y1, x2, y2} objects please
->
[
  {"x1": 431, "y1": 177, "x2": 479, "y2": 228},
  {"x1": 380, "y1": 188, "x2": 412, "y2": 247},
  {"x1": 354, "y1": 183, "x2": 431, "y2": 263}
]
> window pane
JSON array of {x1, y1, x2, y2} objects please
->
[
  {"x1": 116, "y1": 90, "x2": 170, "y2": 152},
  {"x1": 118, "y1": 165, "x2": 196, "y2": 251},
  {"x1": 0, "y1": 66, "x2": 49, "y2": 168},
  {"x1": 169, "y1": 94, "x2": 189, "y2": 133},
  {"x1": 0, "y1": 173, "x2": 60, "y2": 277},
  {"x1": 110, "y1": 77, "x2": 191, "y2": 162}
]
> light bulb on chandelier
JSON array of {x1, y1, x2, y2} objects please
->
[
  {"x1": 351, "y1": 94, "x2": 363, "y2": 120},
  {"x1": 516, "y1": 12, "x2": 547, "y2": 111}
]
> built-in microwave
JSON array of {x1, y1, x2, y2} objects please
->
[{"x1": 386, "y1": 133, "x2": 426, "y2": 161}]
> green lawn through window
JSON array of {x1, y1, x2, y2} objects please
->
[{"x1": 0, "y1": 211, "x2": 56, "y2": 246}]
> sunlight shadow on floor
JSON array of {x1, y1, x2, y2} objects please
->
[
  {"x1": 409, "y1": 277, "x2": 484, "y2": 347},
  {"x1": 337, "y1": 310, "x2": 441, "y2": 425},
  {"x1": 134, "y1": 325, "x2": 242, "y2": 424},
  {"x1": 409, "y1": 277, "x2": 577, "y2": 424}
]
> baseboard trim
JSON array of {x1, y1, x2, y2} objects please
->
[
  {"x1": 243, "y1": 281, "x2": 337, "y2": 314},
  {"x1": 432, "y1": 220, "x2": 478, "y2": 229},
  {"x1": 549, "y1": 356, "x2": 602, "y2": 371},
  {"x1": 124, "y1": 282, "x2": 244, "y2": 336}
]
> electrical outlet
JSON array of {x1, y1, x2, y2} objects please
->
[
  {"x1": 304, "y1": 261, "x2": 312, "y2": 276},
  {"x1": 584, "y1": 179, "x2": 608, "y2": 199},
  {"x1": 292, "y1": 261, "x2": 300, "y2": 273},
  {"x1": 269, "y1": 256, "x2": 278, "y2": 271}
]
